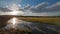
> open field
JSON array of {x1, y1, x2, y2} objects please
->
[{"x1": 17, "y1": 16, "x2": 60, "y2": 26}]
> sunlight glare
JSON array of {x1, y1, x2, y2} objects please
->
[
  {"x1": 12, "y1": 17, "x2": 17, "y2": 28},
  {"x1": 11, "y1": 10, "x2": 18, "y2": 15}
]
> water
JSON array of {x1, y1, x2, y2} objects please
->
[{"x1": 4, "y1": 17, "x2": 60, "y2": 34}]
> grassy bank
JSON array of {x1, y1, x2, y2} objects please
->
[{"x1": 18, "y1": 17, "x2": 60, "y2": 26}]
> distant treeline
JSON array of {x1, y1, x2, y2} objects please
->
[{"x1": 0, "y1": 15, "x2": 60, "y2": 18}]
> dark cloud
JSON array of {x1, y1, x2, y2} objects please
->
[
  {"x1": 30, "y1": 2, "x2": 48, "y2": 13},
  {"x1": 0, "y1": 7, "x2": 11, "y2": 12},
  {"x1": 23, "y1": 2, "x2": 60, "y2": 16},
  {"x1": 29, "y1": 2, "x2": 60, "y2": 13},
  {"x1": 44, "y1": 2, "x2": 60, "y2": 12},
  {"x1": 24, "y1": 4, "x2": 31, "y2": 10}
]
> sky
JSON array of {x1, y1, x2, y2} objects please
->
[
  {"x1": 0, "y1": 0, "x2": 60, "y2": 16},
  {"x1": 21, "y1": 0, "x2": 60, "y2": 6},
  {"x1": 0, "y1": 0, "x2": 60, "y2": 7}
]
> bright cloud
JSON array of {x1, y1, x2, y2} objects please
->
[{"x1": 7, "y1": 3, "x2": 20, "y2": 10}]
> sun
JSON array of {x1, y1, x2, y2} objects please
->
[
  {"x1": 10, "y1": 10, "x2": 18, "y2": 15},
  {"x1": 7, "y1": 10, "x2": 24, "y2": 15}
]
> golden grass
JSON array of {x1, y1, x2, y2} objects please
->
[{"x1": 18, "y1": 17, "x2": 60, "y2": 26}]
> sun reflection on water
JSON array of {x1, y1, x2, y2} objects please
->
[
  {"x1": 7, "y1": 17, "x2": 18, "y2": 28},
  {"x1": 12, "y1": 17, "x2": 17, "y2": 28}
]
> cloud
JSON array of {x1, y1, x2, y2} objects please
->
[
  {"x1": 23, "y1": 2, "x2": 60, "y2": 16},
  {"x1": 0, "y1": 1, "x2": 60, "y2": 16},
  {"x1": 45, "y1": 2, "x2": 60, "y2": 12},
  {"x1": 35, "y1": 2, "x2": 48, "y2": 9},
  {"x1": 24, "y1": 4, "x2": 30, "y2": 10},
  {"x1": 0, "y1": 0, "x2": 22, "y2": 8},
  {"x1": 29, "y1": 2, "x2": 60, "y2": 12},
  {"x1": 0, "y1": 7, "x2": 11, "y2": 12},
  {"x1": 21, "y1": 11, "x2": 60, "y2": 16},
  {"x1": 30, "y1": 2, "x2": 48, "y2": 13},
  {"x1": 7, "y1": 3, "x2": 20, "y2": 10}
]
